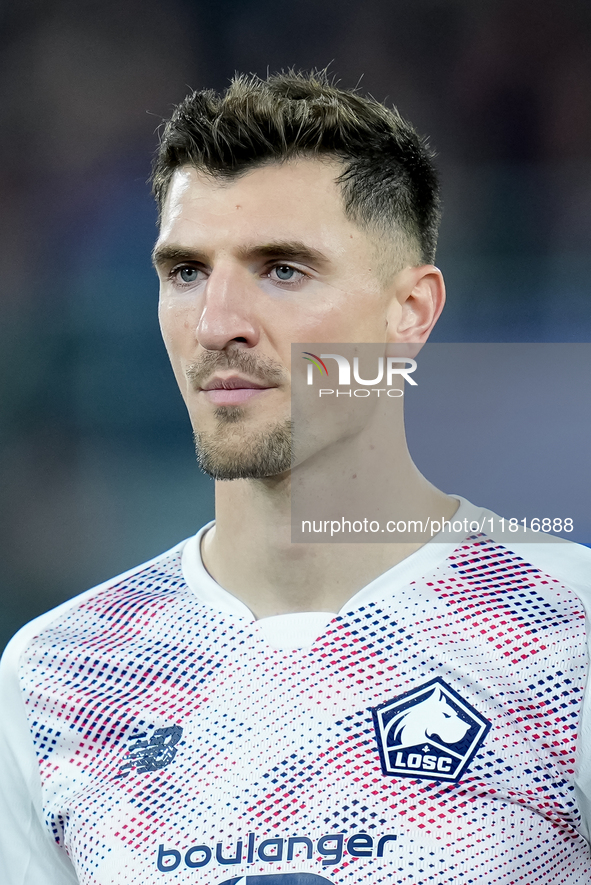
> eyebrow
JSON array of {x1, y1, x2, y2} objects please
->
[
  {"x1": 151, "y1": 245, "x2": 204, "y2": 268},
  {"x1": 151, "y1": 241, "x2": 330, "y2": 269}
]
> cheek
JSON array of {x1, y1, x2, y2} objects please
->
[
  {"x1": 159, "y1": 297, "x2": 194, "y2": 354},
  {"x1": 158, "y1": 298, "x2": 198, "y2": 396},
  {"x1": 293, "y1": 292, "x2": 387, "y2": 343}
]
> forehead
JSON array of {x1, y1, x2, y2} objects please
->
[{"x1": 157, "y1": 158, "x2": 361, "y2": 251}]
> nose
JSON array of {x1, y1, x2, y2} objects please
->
[{"x1": 196, "y1": 264, "x2": 260, "y2": 351}]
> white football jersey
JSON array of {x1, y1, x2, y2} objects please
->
[{"x1": 1, "y1": 498, "x2": 591, "y2": 885}]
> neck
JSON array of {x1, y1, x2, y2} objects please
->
[{"x1": 201, "y1": 402, "x2": 457, "y2": 618}]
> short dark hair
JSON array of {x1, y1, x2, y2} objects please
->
[{"x1": 151, "y1": 70, "x2": 441, "y2": 264}]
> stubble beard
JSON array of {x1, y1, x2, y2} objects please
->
[{"x1": 194, "y1": 410, "x2": 294, "y2": 480}]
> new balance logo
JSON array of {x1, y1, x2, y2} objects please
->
[
  {"x1": 372, "y1": 678, "x2": 491, "y2": 782},
  {"x1": 116, "y1": 724, "x2": 183, "y2": 777}
]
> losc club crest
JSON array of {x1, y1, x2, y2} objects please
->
[{"x1": 371, "y1": 677, "x2": 491, "y2": 782}]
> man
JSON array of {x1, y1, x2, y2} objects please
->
[{"x1": 1, "y1": 71, "x2": 590, "y2": 885}]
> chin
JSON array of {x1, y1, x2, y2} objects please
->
[{"x1": 193, "y1": 418, "x2": 293, "y2": 480}]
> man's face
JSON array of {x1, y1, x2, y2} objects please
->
[{"x1": 154, "y1": 158, "x2": 400, "y2": 479}]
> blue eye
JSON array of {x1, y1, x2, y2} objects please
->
[
  {"x1": 178, "y1": 266, "x2": 199, "y2": 283},
  {"x1": 274, "y1": 265, "x2": 297, "y2": 281}
]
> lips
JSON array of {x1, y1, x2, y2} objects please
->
[
  {"x1": 200, "y1": 374, "x2": 275, "y2": 405},
  {"x1": 202, "y1": 375, "x2": 268, "y2": 391}
]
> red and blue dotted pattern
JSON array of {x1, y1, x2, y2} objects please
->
[{"x1": 19, "y1": 537, "x2": 591, "y2": 884}]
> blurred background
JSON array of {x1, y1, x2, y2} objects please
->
[{"x1": 1, "y1": 0, "x2": 590, "y2": 651}]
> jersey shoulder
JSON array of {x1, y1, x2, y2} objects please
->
[
  {"x1": 482, "y1": 510, "x2": 591, "y2": 612},
  {"x1": 0, "y1": 538, "x2": 191, "y2": 675}
]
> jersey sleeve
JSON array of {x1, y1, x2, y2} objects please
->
[
  {"x1": 0, "y1": 626, "x2": 79, "y2": 885},
  {"x1": 525, "y1": 544, "x2": 591, "y2": 844},
  {"x1": 481, "y1": 527, "x2": 591, "y2": 845},
  {"x1": 570, "y1": 572, "x2": 591, "y2": 845},
  {"x1": 0, "y1": 543, "x2": 189, "y2": 885}
]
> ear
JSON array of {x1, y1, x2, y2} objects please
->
[{"x1": 385, "y1": 265, "x2": 446, "y2": 355}]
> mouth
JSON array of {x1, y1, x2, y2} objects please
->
[{"x1": 200, "y1": 374, "x2": 277, "y2": 406}]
